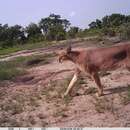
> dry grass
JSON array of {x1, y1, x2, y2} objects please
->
[
  {"x1": 0, "y1": 53, "x2": 55, "y2": 81},
  {"x1": 0, "y1": 61, "x2": 26, "y2": 81},
  {"x1": 0, "y1": 90, "x2": 44, "y2": 126},
  {"x1": 119, "y1": 85, "x2": 130, "y2": 105},
  {"x1": 40, "y1": 78, "x2": 73, "y2": 104},
  {"x1": 92, "y1": 96, "x2": 116, "y2": 114},
  {"x1": 0, "y1": 77, "x2": 73, "y2": 126},
  {"x1": 53, "y1": 107, "x2": 68, "y2": 118}
]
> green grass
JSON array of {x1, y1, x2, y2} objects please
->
[
  {"x1": 121, "y1": 86, "x2": 130, "y2": 105},
  {"x1": 12, "y1": 53, "x2": 53, "y2": 67},
  {"x1": 127, "y1": 86, "x2": 130, "y2": 96},
  {"x1": 0, "y1": 36, "x2": 100, "y2": 58},
  {"x1": 0, "y1": 53, "x2": 55, "y2": 81},
  {"x1": 0, "y1": 43, "x2": 44, "y2": 57},
  {"x1": 92, "y1": 96, "x2": 115, "y2": 114},
  {"x1": 40, "y1": 77, "x2": 73, "y2": 104},
  {"x1": 0, "y1": 47, "x2": 21, "y2": 57},
  {"x1": 0, "y1": 88, "x2": 43, "y2": 113},
  {"x1": 0, "y1": 61, "x2": 26, "y2": 80},
  {"x1": 0, "y1": 41, "x2": 57, "y2": 57}
]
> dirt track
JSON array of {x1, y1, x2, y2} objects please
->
[{"x1": 0, "y1": 40, "x2": 130, "y2": 127}]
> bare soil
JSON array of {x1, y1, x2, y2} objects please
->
[{"x1": 0, "y1": 40, "x2": 130, "y2": 127}]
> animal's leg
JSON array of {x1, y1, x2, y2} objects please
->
[
  {"x1": 63, "y1": 68, "x2": 80, "y2": 97},
  {"x1": 91, "y1": 72, "x2": 103, "y2": 97},
  {"x1": 126, "y1": 58, "x2": 130, "y2": 71}
]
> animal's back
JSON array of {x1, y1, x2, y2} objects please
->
[{"x1": 86, "y1": 43, "x2": 130, "y2": 71}]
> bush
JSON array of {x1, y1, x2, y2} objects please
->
[
  {"x1": 0, "y1": 53, "x2": 55, "y2": 80},
  {"x1": 77, "y1": 28, "x2": 102, "y2": 38},
  {"x1": 119, "y1": 22, "x2": 130, "y2": 40},
  {"x1": 0, "y1": 61, "x2": 26, "y2": 80},
  {"x1": 101, "y1": 27, "x2": 116, "y2": 36},
  {"x1": 56, "y1": 32, "x2": 66, "y2": 41}
]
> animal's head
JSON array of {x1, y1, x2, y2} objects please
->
[{"x1": 58, "y1": 46, "x2": 72, "y2": 63}]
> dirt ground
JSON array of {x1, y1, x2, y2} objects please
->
[{"x1": 0, "y1": 40, "x2": 130, "y2": 127}]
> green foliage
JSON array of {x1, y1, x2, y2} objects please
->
[
  {"x1": 26, "y1": 23, "x2": 41, "y2": 37},
  {"x1": 119, "y1": 22, "x2": 130, "y2": 40},
  {"x1": 0, "y1": 14, "x2": 70, "y2": 48},
  {"x1": 0, "y1": 13, "x2": 130, "y2": 51},
  {"x1": 67, "y1": 26, "x2": 79, "y2": 38},
  {"x1": 102, "y1": 14, "x2": 126, "y2": 27},
  {"x1": 77, "y1": 28, "x2": 102, "y2": 38},
  {"x1": 25, "y1": 23, "x2": 44, "y2": 43},
  {"x1": 88, "y1": 13, "x2": 130, "y2": 37},
  {"x1": 88, "y1": 21, "x2": 97, "y2": 29},
  {"x1": 0, "y1": 53, "x2": 55, "y2": 80},
  {"x1": 88, "y1": 19, "x2": 102, "y2": 29},
  {"x1": 0, "y1": 24, "x2": 26, "y2": 47},
  {"x1": 85, "y1": 28, "x2": 102, "y2": 36},
  {"x1": 101, "y1": 27, "x2": 116, "y2": 36},
  {"x1": 0, "y1": 41, "x2": 56, "y2": 57},
  {"x1": 39, "y1": 14, "x2": 70, "y2": 41},
  {"x1": 0, "y1": 61, "x2": 26, "y2": 80},
  {"x1": 0, "y1": 47, "x2": 21, "y2": 57}
]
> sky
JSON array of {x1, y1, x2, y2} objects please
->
[{"x1": 0, "y1": 0, "x2": 130, "y2": 28}]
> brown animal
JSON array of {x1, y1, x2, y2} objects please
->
[{"x1": 58, "y1": 43, "x2": 130, "y2": 97}]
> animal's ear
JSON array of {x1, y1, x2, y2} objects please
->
[{"x1": 66, "y1": 45, "x2": 71, "y2": 53}]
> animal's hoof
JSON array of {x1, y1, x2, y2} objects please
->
[
  {"x1": 61, "y1": 95, "x2": 65, "y2": 98},
  {"x1": 95, "y1": 92, "x2": 103, "y2": 97},
  {"x1": 61, "y1": 93, "x2": 67, "y2": 98}
]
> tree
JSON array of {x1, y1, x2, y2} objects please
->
[
  {"x1": 119, "y1": 22, "x2": 130, "y2": 40},
  {"x1": 88, "y1": 19, "x2": 102, "y2": 29},
  {"x1": 109, "y1": 14, "x2": 125, "y2": 27},
  {"x1": 7, "y1": 25, "x2": 26, "y2": 46},
  {"x1": 95, "y1": 19, "x2": 102, "y2": 28},
  {"x1": 8, "y1": 25, "x2": 25, "y2": 40},
  {"x1": 39, "y1": 14, "x2": 70, "y2": 40},
  {"x1": 102, "y1": 14, "x2": 126, "y2": 27},
  {"x1": 68, "y1": 26, "x2": 79, "y2": 38},
  {"x1": 102, "y1": 15, "x2": 110, "y2": 27},
  {"x1": 26, "y1": 23, "x2": 41, "y2": 38},
  {"x1": 125, "y1": 15, "x2": 130, "y2": 23},
  {"x1": 25, "y1": 23, "x2": 44, "y2": 42},
  {"x1": 88, "y1": 21, "x2": 97, "y2": 29},
  {"x1": 0, "y1": 24, "x2": 9, "y2": 41},
  {"x1": 0, "y1": 24, "x2": 25, "y2": 47}
]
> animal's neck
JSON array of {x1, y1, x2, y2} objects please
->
[{"x1": 68, "y1": 51, "x2": 79, "y2": 63}]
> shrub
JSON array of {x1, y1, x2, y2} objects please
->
[
  {"x1": 119, "y1": 22, "x2": 130, "y2": 40},
  {"x1": 0, "y1": 61, "x2": 26, "y2": 80},
  {"x1": 101, "y1": 27, "x2": 116, "y2": 36}
]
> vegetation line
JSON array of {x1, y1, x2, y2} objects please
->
[{"x1": 0, "y1": 13, "x2": 130, "y2": 56}]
